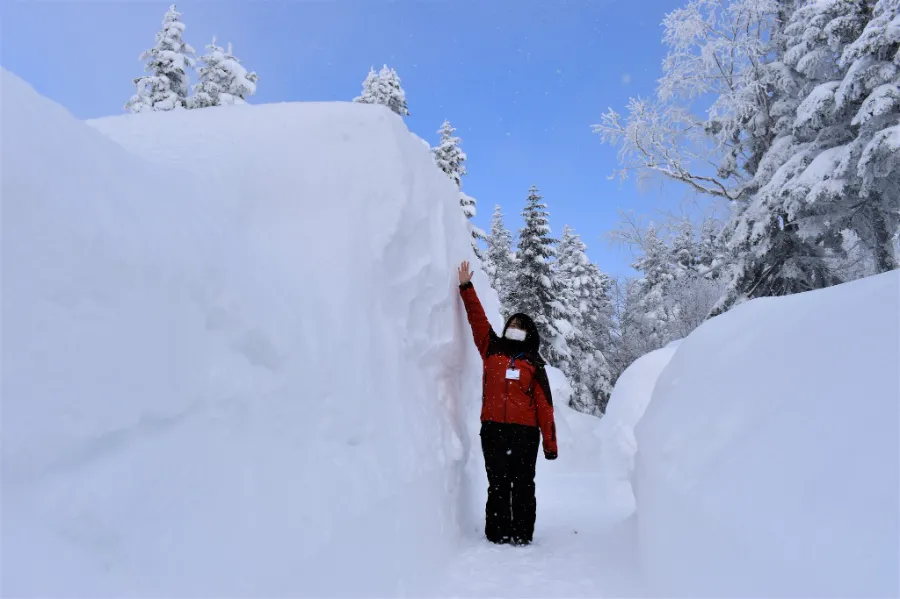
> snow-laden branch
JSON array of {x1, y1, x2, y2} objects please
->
[{"x1": 593, "y1": 99, "x2": 739, "y2": 200}]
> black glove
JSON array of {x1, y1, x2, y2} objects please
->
[{"x1": 544, "y1": 451, "x2": 558, "y2": 461}]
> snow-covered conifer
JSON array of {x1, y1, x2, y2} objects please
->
[
  {"x1": 433, "y1": 120, "x2": 466, "y2": 187},
  {"x1": 485, "y1": 205, "x2": 517, "y2": 317},
  {"x1": 670, "y1": 219, "x2": 697, "y2": 276},
  {"x1": 354, "y1": 68, "x2": 380, "y2": 105},
  {"x1": 353, "y1": 65, "x2": 409, "y2": 117},
  {"x1": 189, "y1": 38, "x2": 258, "y2": 108},
  {"x1": 555, "y1": 226, "x2": 613, "y2": 415},
  {"x1": 431, "y1": 120, "x2": 485, "y2": 257},
  {"x1": 696, "y1": 216, "x2": 726, "y2": 278},
  {"x1": 511, "y1": 186, "x2": 569, "y2": 365},
  {"x1": 631, "y1": 225, "x2": 677, "y2": 345},
  {"x1": 826, "y1": 0, "x2": 898, "y2": 273},
  {"x1": 126, "y1": 5, "x2": 195, "y2": 113}
]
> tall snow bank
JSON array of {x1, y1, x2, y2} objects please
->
[
  {"x1": 1, "y1": 69, "x2": 498, "y2": 597},
  {"x1": 634, "y1": 272, "x2": 900, "y2": 598},
  {"x1": 594, "y1": 345, "x2": 678, "y2": 515}
]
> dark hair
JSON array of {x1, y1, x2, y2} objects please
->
[{"x1": 496, "y1": 312, "x2": 542, "y2": 363}]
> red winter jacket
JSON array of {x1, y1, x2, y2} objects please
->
[{"x1": 460, "y1": 282, "x2": 558, "y2": 456}]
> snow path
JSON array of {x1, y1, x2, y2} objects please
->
[{"x1": 434, "y1": 468, "x2": 639, "y2": 598}]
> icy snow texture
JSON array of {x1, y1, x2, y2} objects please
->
[
  {"x1": 593, "y1": 345, "x2": 678, "y2": 515},
  {"x1": 1, "y1": 68, "x2": 500, "y2": 597},
  {"x1": 633, "y1": 272, "x2": 900, "y2": 598}
]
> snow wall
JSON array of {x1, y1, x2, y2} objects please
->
[
  {"x1": 1, "y1": 69, "x2": 504, "y2": 597},
  {"x1": 633, "y1": 271, "x2": 900, "y2": 598},
  {"x1": 594, "y1": 344, "x2": 678, "y2": 515}
]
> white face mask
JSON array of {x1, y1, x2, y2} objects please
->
[{"x1": 504, "y1": 327, "x2": 527, "y2": 342}]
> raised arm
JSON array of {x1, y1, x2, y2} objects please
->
[
  {"x1": 458, "y1": 261, "x2": 493, "y2": 359},
  {"x1": 533, "y1": 367, "x2": 558, "y2": 459}
]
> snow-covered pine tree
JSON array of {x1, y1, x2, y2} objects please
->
[
  {"x1": 670, "y1": 219, "x2": 697, "y2": 276},
  {"x1": 583, "y1": 261, "x2": 617, "y2": 386},
  {"x1": 696, "y1": 216, "x2": 727, "y2": 279},
  {"x1": 580, "y1": 267, "x2": 616, "y2": 414},
  {"x1": 354, "y1": 67, "x2": 380, "y2": 105},
  {"x1": 189, "y1": 38, "x2": 259, "y2": 108},
  {"x1": 126, "y1": 4, "x2": 195, "y2": 113},
  {"x1": 783, "y1": 0, "x2": 900, "y2": 274},
  {"x1": 555, "y1": 226, "x2": 613, "y2": 415},
  {"x1": 379, "y1": 66, "x2": 410, "y2": 117},
  {"x1": 486, "y1": 205, "x2": 517, "y2": 316},
  {"x1": 711, "y1": 0, "x2": 898, "y2": 313},
  {"x1": 433, "y1": 120, "x2": 466, "y2": 187},
  {"x1": 353, "y1": 65, "x2": 410, "y2": 117},
  {"x1": 607, "y1": 276, "x2": 660, "y2": 384},
  {"x1": 431, "y1": 120, "x2": 486, "y2": 258},
  {"x1": 462, "y1": 193, "x2": 488, "y2": 261},
  {"x1": 511, "y1": 185, "x2": 570, "y2": 366},
  {"x1": 837, "y1": 0, "x2": 900, "y2": 273},
  {"x1": 631, "y1": 224, "x2": 677, "y2": 347}
]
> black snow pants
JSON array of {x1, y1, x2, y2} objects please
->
[{"x1": 480, "y1": 420, "x2": 540, "y2": 545}]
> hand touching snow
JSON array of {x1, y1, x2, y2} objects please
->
[{"x1": 458, "y1": 261, "x2": 473, "y2": 286}]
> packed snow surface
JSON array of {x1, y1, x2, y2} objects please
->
[
  {"x1": 1, "y1": 68, "x2": 500, "y2": 597},
  {"x1": 439, "y1": 366, "x2": 639, "y2": 598},
  {"x1": 633, "y1": 271, "x2": 900, "y2": 598}
]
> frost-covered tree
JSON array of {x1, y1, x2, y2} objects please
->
[
  {"x1": 670, "y1": 218, "x2": 697, "y2": 275},
  {"x1": 433, "y1": 120, "x2": 466, "y2": 187},
  {"x1": 126, "y1": 4, "x2": 195, "y2": 113},
  {"x1": 607, "y1": 276, "x2": 660, "y2": 384},
  {"x1": 485, "y1": 205, "x2": 517, "y2": 316},
  {"x1": 431, "y1": 120, "x2": 485, "y2": 257},
  {"x1": 583, "y1": 262, "x2": 616, "y2": 355},
  {"x1": 606, "y1": 214, "x2": 728, "y2": 375},
  {"x1": 696, "y1": 215, "x2": 728, "y2": 278},
  {"x1": 631, "y1": 224, "x2": 678, "y2": 345},
  {"x1": 595, "y1": 0, "x2": 900, "y2": 316},
  {"x1": 710, "y1": 0, "x2": 899, "y2": 313},
  {"x1": 189, "y1": 38, "x2": 259, "y2": 108},
  {"x1": 353, "y1": 65, "x2": 410, "y2": 117},
  {"x1": 777, "y1": 0, "x2": 900, "y2": 274},
  {"x1": 462, "y1": 192, "x2": 488, "y2": 260},
  {"x1": 555, "y1": 226, "x2": 613, "y2": 415},
  {"x1": 355, "y1": 68, "x2": 379, "y2": 105},
  {"x1": 510, "y1": 186, "x2": 569, "y2": 365},
  {"x1": 838, "y1": 0, "x2": 900, "y2": 273},
  {"x1": 594, "y1": 0, "x2": 813, "y2": 314},
  {"x1": 595, "y1": 0, "x2": 787, "y2": 199}
]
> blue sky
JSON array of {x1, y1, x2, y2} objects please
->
[{"x1": 1, "y1": 0, "x2": 698, "y2": 276}]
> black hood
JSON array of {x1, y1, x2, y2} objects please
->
[{"x1": 499, "y1": 312, "x2": 543, "y2": 363}]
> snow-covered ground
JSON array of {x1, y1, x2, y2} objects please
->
[
  {"x1": 3, "y1": 67, "x2": 897, "y2": 598},
  {"x1": 438, "y1": 369, "x2": 638, "y2": 598}
]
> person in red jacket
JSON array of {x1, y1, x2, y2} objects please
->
[{"x1": 457, "y1": 260, "x2": 558, "y2": 546}]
